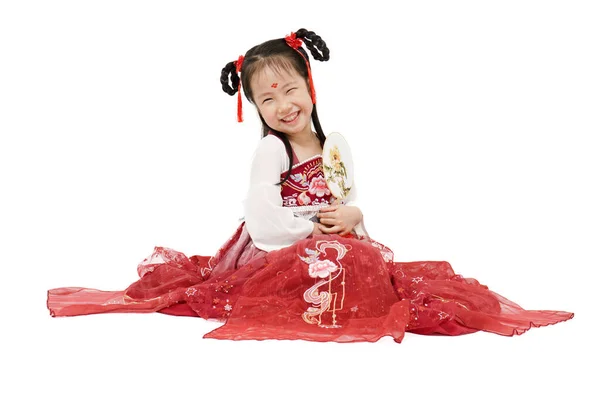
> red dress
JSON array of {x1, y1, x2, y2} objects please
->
[{"x1": 47, "y1": 155, "x2": 573, "y2": 343}]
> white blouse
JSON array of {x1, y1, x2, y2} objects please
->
[{"x1": 243, "y1": 135, "x2": 368, "y2": 252}]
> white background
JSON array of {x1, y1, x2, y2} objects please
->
[{"x1": 1, "y1": 1, "x2": 598, "y2": 399}]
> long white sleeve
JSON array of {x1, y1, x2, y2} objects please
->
[{"x1": 243, "y1": 135, "x2": 314, "y2": 252}]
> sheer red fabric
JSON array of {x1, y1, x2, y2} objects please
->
[
  {"x1": 47, "y1": 149, "x2": 573, "y2": 342},
  {"x1": 47, "y1": 224, "x2": 573, "y2": 343}
]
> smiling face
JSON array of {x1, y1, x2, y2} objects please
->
[{"x1": 250, "y1": 65, "x2": 314, "y2": 139}]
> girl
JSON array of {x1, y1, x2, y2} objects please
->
[{"x1": 47, "y1": 28, "x2": 573, "y2": 343}]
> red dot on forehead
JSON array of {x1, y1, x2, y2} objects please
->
[{"x1": 271, "y1": 83, "x2": 278, "y2": 88}]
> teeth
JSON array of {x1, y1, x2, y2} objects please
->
[{"x1": 283, "y1": 112, "x2": 298, "y2": 122}]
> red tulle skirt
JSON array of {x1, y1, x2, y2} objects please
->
[{"x1": 47, "y1": 223, "x2": 573, "y2": 343}]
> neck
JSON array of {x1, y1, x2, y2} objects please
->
[{"x1": 287, "y1": 126, "x2": 315, "y2": 146}]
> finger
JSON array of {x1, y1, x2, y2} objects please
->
[
  {"x1": 314, "y1": 224, "x2": 328, "y2": 235},
  {"x1": 317, "y1": 209, "x2": 339, "y2": 219},
  {"x1": 318, "y1": 218, "x2": 338, "y2": 226},
  {"x1": 318, "y1": 204, "x2": 339, "y2": 213}
]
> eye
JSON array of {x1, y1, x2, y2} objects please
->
[
  {"x1": 262, "y1": 98, "x2": 273, "y2": 104},
  {"x1": 286, "y1": 88, "x2": 297, "y2": 94}
]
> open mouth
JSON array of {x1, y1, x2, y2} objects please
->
[{"x1": 281, "y1": 111, "x2": 300, "y2": 123}]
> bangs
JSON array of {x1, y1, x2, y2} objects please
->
[{"x1": 251, "y1": 55, "x2": 298, "y2": 79}]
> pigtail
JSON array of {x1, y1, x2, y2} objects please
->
[
  {"x1": 220, "y1": 61, "x2": 240, "y2": 96},
  {"x1": 295, "y1": 30, "x2": 329, "y2": 152},
  {"x1": 295, "y1": 29, "x2": 330, "y2": 62},
  {"x1": 221, "y1": 56, "x2": 245, "y2": 122}
]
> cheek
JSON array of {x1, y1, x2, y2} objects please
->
[
  {"x1": 261, "y1": 103, "x2": 274, "y2": 114},
  {"x1": 295, "y1": 92, "x2": 313, "y2": 109},
  {"x1": 258, "y1": 104, "x2": 277, "y2": 121}
]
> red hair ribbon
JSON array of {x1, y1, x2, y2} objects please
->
[
  {"x1": 285, "y1": 32, "x2": 316, "y2": 104},
  {"x1": 234, "y1": 55, "x2": 244, "y2": 122},
  {"x1": 284, "y1": 32, "x2": 303, "y2": 49}
]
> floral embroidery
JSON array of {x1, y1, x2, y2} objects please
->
[
  {"x1": 282, "y1": 194, "x2": 298, "y2": 207},
  {"x1": 308, "y1": 176, "x2": 330, "y2": 197},
  {"x1": 298, "y1": 192, "x2": 312, "y2": 206},
  {"x1": 290, "y1": 173, "x2": 309, "y2": 187},
  {"x1": 307, "y1": 259, "x2": 338, "y2": 278},
  {"x1": 412, "y1": 276, "x2": 424, "y2": 284},
  {"x1": 280, "y1": 155, "x2": 334, "y2": 214},
  {"x1": 224, "y1": 304, "x2": 233, "y2": 311},
  {"x1": 298, "y1": 247, "x2": 320, "y2": 264},
  {"x1": 185, "y1": 287, "x2": 197, "y2": 297},
  {"x1": 298, "y1": 240, "x2": 350, "y2": 328}
]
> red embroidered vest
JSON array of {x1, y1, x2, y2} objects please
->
[
  {"x1": 268, "y1": 133, "x2": 335, "y2": 214},
  {"x1": 280, "y1": 155, "x2": 335, "y2": 209}
]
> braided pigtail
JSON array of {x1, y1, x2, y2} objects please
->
[
  {"x1": 220, "y1": 61, "x2": 240, "y2": 96},
  {"x1": 295, "y1": 29, "x2": 330, "y2": 62},
  {"x1": 220, "y1": 56, "x2": 245, "y2": 122},
  {"x1": 284, "y1": 29, "x2": 330, "y2": 104}
]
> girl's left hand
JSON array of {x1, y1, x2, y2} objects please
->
[{"x1": 317, "y1": 200, "x2": 363, "y2": 236}]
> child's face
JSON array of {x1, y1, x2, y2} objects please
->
[{"x1": 250, "y1": 66, "x2": 313, "y2": 138}]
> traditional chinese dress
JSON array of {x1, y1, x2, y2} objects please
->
[{"x1": 47, "y1": 134, "x2": 573, "y2": 343}]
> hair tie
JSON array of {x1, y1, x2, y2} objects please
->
[
  {"x1": 234, "y1": 55, "x2": 244, "y2": 122},
  {"x1": 285, "y1": 32, "x2": 303, "y2": 50},
  {"x1": 285, "y1": 32, "x2": 316, "y2": 104}
]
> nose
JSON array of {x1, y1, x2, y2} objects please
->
[{"x1": 277, "y1": 99, "x2": 292, "y2": 116}]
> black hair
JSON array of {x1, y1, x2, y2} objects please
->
[{"x1": 220, "y1": 28, "x2": 330, "y2": 184}]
